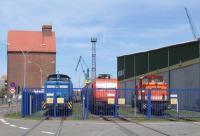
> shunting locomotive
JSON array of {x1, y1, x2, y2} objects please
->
[
  {"x1": 134, "y1": 75, "x2": 169, "y2": 114},
  {"x1": 43, "y1": 74, "x2": 73, "y2": 116},
  {"x1": 88, "y1": 74, "x2": 119, "y2": 115}
]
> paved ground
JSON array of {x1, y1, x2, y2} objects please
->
[
  {"x1": 0, "y1": 104, "x2": 17, "y2": 116},
  {"x1": 0, "y1": 106, "x2": 200, "y2": 136},
  {"x1": 0, "y1": 118, "x2": 200, "y2": 136}
]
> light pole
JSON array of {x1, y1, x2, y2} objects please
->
[
  {"x1": 7, "y1": 43, "x2": 46, "y2": 88},
  {"x1": 28, "y1": 60, "x2": 55, "y2": 88}
]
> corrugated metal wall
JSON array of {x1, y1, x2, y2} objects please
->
[
  {"x1": 118, "y1": 40, "x2": 200, "y2": 108},
  {"x1": 120, "y1": 64, "x2": 200, "y2": 107},
  {"x1": 170, "y1": 63, "x2": 200, "y2": 89},
  {"x1": 149, "y1": 48, "x2": 168, "y2": 71},
  {"x1": 117, "y1": 41, "x2": 199, "y2": 88}
]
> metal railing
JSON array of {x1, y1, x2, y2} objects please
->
[{"x1": 21, "y1": 88, "x2": 200, "y2": 119}]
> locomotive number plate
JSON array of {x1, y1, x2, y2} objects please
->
[
  {"x1": 107, "y1": 93, "x2": 115, "y2": 97},
  {"x1": 118, "y1": 98, "x2": 125, "y2": 105}
]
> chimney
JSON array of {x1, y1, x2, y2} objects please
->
[{"x1": 42, "y1": 25, "x2": 52, "y2": 36}]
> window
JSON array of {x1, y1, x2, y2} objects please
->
[
  {"x1": 143, "y1": 78, "x2": 152, "y2": 83},
  {"x1": 154, "y1": 78, "x2": 163, "y2": 83},
  {"x1": 96, "y1": 82, "x2": 117, "y2": 89}
]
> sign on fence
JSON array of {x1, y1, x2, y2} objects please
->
[
  {"x1": 118, "y1": 98, "x2": 125, "y2": 105},
  {"x1": 170, "y1": 94, "x2": 178, "y2": 105}
]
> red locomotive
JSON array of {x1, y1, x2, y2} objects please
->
[
  {"x1": 88, "y1": 74, "x2": 119, "y2": 114},
  {"x1": 134, "y1": 75, "x2": 169, "y2": 114}
]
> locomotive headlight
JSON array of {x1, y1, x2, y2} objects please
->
[{"x1": 142, "y1": 90, "x2": 145, "y2": 93}]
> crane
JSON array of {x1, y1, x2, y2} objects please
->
[
  {"x1": 75, "y1": 56, "x2": 90, "y2": 84},
  {"x1": 184, "y1": 7, "x2": 198, "y2": 40}
]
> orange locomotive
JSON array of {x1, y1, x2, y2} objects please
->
[
  {"x1": 88, "y1": 74, "x2": 120, "y2": 114},
  {"x1": 134, "y1": 75, "x2": 169, "y2": 114}
]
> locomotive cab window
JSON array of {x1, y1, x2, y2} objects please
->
[
  {"x1": 96, "y1": 82, "x2": 117, "y2": 89},
  {"x1": 154, "y1": 78, "x2": 163, "y2": 83},
  {"x1": 143, "y1": 78, "x2": 152, "y2": 83},
  {"x1": 47, "y1": 74, "x2": 70, "y2": 81}
]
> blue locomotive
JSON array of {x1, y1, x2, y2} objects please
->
[{"x1": 44, "y1": 74, "x2": 73, "y2": 116}]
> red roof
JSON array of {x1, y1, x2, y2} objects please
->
[{"x1": 7, "y1": 29, "x2": 56, "y2": 53}]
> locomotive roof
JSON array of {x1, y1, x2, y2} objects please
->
[
  {"x1": 93, "y1": 78, "x2": 118, "y2": 82},
  {"x1": 47, "y1": 74, "x2": 71, "y2": 81},
  {"x1": 142, "y1": 75, "x2": 163, "y2": 79}
]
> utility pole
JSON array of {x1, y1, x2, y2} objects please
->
[{"x1": 91, "y1": 37, "x2": 97, "y2": 80}]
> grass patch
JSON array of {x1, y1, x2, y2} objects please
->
[
  {"x1": 5, "y1": 111, "x2": 46, "y2": 120},
  {"x1": 72, "y1": 102, "x2": 83, "y2": 118},
  {"x1": 118, "y1": 105, "x2": 145, "y2": 118},
  {"x1": 165, "y1": 109, "x2": 200, "y2": 117},
  {"x1": 5, "y1": 112, "x2": 21, "y2": 119},
  {"x1": 5, "y1": 104, "x2": 200, "y2": 122}
]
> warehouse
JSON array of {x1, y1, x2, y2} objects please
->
[{"x1": 117, "y1": 39, "x2": 200, "y2": 89}]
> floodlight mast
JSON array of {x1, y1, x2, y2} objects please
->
[{"x1": 91, "y1": 37, "x2": 97, "y2": 80}]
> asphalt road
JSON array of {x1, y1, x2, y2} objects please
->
[{"x1": 0, "y1": 107, "x2": 200, "y2": 136}]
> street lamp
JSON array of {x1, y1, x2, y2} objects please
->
[
  {"x1": 28, "y1": 60, "x2": 55, "y2": 88},
  {"x1": 7, "y1": 43, "x2": 46, "y2": 88}
]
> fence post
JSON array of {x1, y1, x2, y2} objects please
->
[
  {"x1": 177, "y1": 90, "x2": 179, "y2": 119},
  {"x1": 29, "y1": 93, "x2": 32, "y2": 116},
  {"x1": 82, "y1": 89, "x2": 86, "y2": 120},
  {"x1": 21, "y1": 88, "x2": 24, "y2": 117},
  {"x1": 147, "y1": 89, "x2": 151, "y2": 119},
  {"x1": 115, "y1": 88, "x2": 119, "y2": 118},
  {"x1": 86, "y1": 88, "x2": 89, "y2": 119},
  {"x1": 134, "y1": 88, "x2": 137, "y2": 116},
  {"x1": 53, "y1": 89, "x2": 56, "y2": 117}
]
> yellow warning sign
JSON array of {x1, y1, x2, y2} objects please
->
[
  {"x1": 57, "y1": 98, "x2": 64, "y2": 104},
  {"x1": 118, "y1": 98, "x2": 125, "y2": 105},
  {"x1": 108, "y1": 98, "x2": 115, "y2": 104},
  {"x1": 170, "y1": 98, "x2": 178, "y2": 105},
  {"x1": 42, "y1": 101, "x2": 46, "y2": 109},
  {"x1": 47, "y1": 98, "x2": 53, "y2": 104},
  {"x1": 67, "y1": 101, "x2": 73, "y2": 109}
]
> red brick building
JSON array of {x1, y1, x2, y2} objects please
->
[{"x1": 7, "y1": 25, "x2": 56, "y2": 89}]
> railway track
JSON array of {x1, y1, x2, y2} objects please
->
[
  {"x1": 100, "y1": 115, "x2": 173, "y2": 136},
  {"x1": 100, "y1": 115, "x2": 140, "y2": 136},
  {"x1": 55, "y1": 118, "x2": 64, "y2": 136},
  {"x1": 21, "y1": 117, "x2": 65, "y2": 136},
  {"x1": 21, "y1": 119, "x2": 46, "y2": 136}
]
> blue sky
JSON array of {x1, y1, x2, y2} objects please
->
[{"x1": 0, "y1": 0, "x2": 200, "y2": 87}]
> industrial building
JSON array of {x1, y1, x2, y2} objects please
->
[
  {"x1": 117, "y1": 39, "x2": 200, "y2": 89},
  {"x1": 7, "y1": 25, "x2": 56, "y2": 89}
]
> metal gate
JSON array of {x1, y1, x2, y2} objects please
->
[{"x1": 21, "y1": 88, "x2": 44, "y2": 117}]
